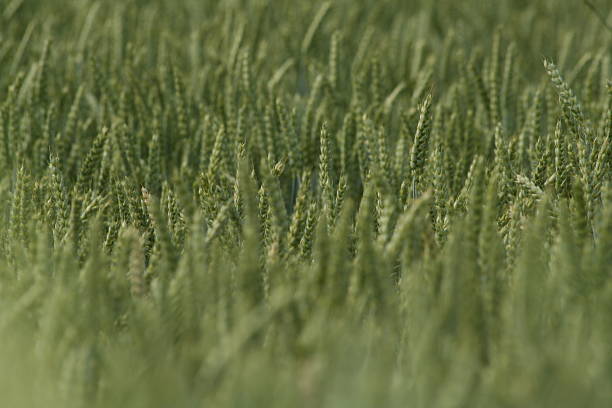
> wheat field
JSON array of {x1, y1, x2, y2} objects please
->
[{"x1": 0, "y1": 0, "x2": 611, "y2": 407}]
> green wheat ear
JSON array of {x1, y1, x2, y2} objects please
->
[
  {"x1": 409, "y1": 93, "x2": 433, "y2": 195},
  {"x1": 544, "y1": 59, "x2": 590, "y2": 141}
]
